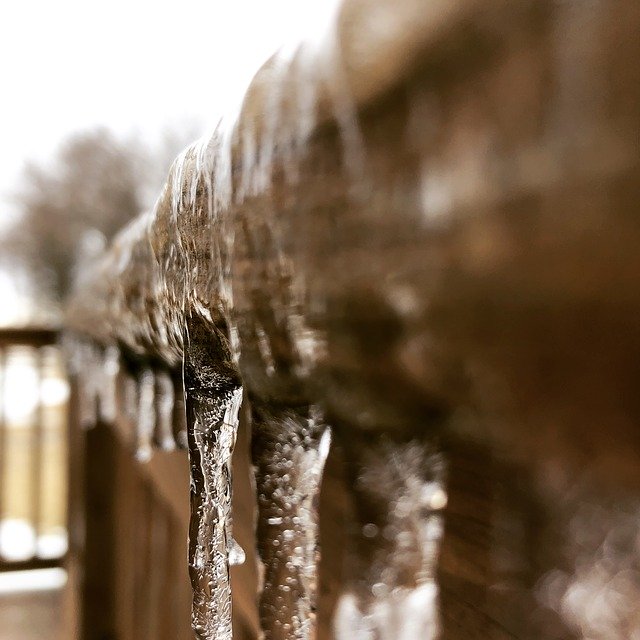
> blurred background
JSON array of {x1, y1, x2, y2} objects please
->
[{"x1": 0, "y1": 1, "x2": 320, "y2": 637}]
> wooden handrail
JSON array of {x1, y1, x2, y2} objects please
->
[{"x1": 66, "y1": 0, "x2": 640, "y2": 638}]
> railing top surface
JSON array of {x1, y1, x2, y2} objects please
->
[
  {"x1": 64, "y1": 0, "x2": 640, "y2": 477},
  {"x1": 64, "y1": 0, "x2": 496, "y2": 355}
]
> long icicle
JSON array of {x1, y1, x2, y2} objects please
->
[
  {"x1": 251, "y1": 402, "x2": 330, "y2": 639},
  {"x1": 183, "y1": 314, "x2": 243, "y2": 639}
]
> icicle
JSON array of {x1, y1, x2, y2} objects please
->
[
  {"x1": 252, "y1": 403, "x2": 330, "y2": 639},
  {"x1": 155, "y1": 369, "x2": 176, "y2": 451},
  {"x1": 98, "y1": 344, "x2": 120, "y2": 424},
  {"x1": 174, "y1": 373, "x2": 188, "y2": 450},
  {"x1": 77, "y1": 341, "x2": 101, "y2": 429},
  {"x1": 228, "y1": 536, "x2": 246, "y2": 567},
  {"x1": 136, "y1": 367, "x2": 155, "y2": 462},
  {"x1": 183, "y1": 315, "x2": 243, "y2": 640},
  {"x1": 333, "y1": 438, "x2": 446, "y2": 640},
  {"x1": 186, "y1": 386, "x2": 242, "y2": 640},
  {"x1": 122, "y1": 366, "x2": 139, "y2": 429}
]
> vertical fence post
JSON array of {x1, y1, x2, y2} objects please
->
[{"x1": 81, "y1": 421, "x2": 118, "y2": 640}]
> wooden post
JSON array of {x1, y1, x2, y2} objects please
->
[{"x1": 81, "y1": 421, "x2": 118, "y2": 640}]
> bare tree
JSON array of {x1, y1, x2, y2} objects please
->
[
  {"x1": 4, "y1": 124, "x2": 199, "y2": 304},
  {"x1": 4, "y1": 128, "x2": 144, "y2": 300}
]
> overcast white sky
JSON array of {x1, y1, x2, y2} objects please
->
[
  {"x1": 0, "y1": 0, "x2": 331, "y2": 221},
  {"x1": 0, "y1": 0, "x2": 340, "y2": 324}
]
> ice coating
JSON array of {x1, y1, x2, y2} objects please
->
[
  {"x1": 65, "y1": 0, "x2": 483, "y2": 366},
  {"x1": 64, "y1": 0, "x2": 640, "y2": 638}
]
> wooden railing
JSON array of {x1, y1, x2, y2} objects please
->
[
  {"x1": 65, "y1": 351, "x2": 259, "y2": 640},
  {"x1": 66, "y1": 362, "x2": 194, "y2": 640},
  {"x1": 65, "y1": 0, "x2": 640, "y2": 638}
]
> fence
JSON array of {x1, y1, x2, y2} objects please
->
[
  {"x1": 65, "y1": 351, "x2": 261, "y2": 640},
  {"x1": 66, "y1": 0, "x2": 640, "y2": 639},
  {"x1": 66, "y1": 367, "x2": 194, "y2": 640}
]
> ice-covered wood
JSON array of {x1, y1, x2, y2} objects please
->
[{"x1": 67, "y1": 0, "x2": 640, "y2": 638}]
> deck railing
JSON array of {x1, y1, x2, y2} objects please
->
[
  {"x1": 65, "y1": 1, "x2": 640, "y2": 639},
  {"x1": 66, "y1": 363, "x2": 192, "y2": 639}
]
